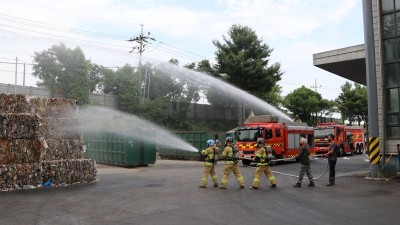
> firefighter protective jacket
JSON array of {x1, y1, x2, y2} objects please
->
[
  {"x1": 255, "y1": 147, "x2": 269, "y2": 166},
  {"x1": 201, "y1": 147, "x2": 216, "y2": 166},
  {"x1": 221, "y1": 145, "x2": 237, "y2": 165}
]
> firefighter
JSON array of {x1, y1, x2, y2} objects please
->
[
  {"x1": 199, "y1": 139, "x2": 219, "y2": 188},
  {"x1": 325, "y1": 134, "x2": 338, "y2": 186},
  {"x1": 250, "y1": 138, "x2": 277, "y2": 189},
  {"x1": 219, "y1": 137, "x2": 245, "y2": 189},
  {"x1": 293, "y1": 137, "x2": 315, "y2": 187},
  {"x1": 349, "y1": 133, "x2": 355, "y2": 151}
]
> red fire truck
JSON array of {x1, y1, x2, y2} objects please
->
[
  {"x1": 235, "y1": 115, "x2": 315, "y2": 166},
  {"x1": 314, "y1": 122, "x2": 365, "y2": 156}
]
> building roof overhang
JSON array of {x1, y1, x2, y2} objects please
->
[{"x1": 313, "y1": 44, "x2": 366, "y2": 85}]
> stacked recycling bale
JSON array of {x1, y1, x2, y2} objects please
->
[{"x1": 0, "y1": 93, "x2": 97, "y2": 191}]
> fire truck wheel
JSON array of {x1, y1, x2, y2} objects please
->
[
  {"x1": 339, "y1": 146, "x2": 344, "y2": 157},
  {"x1": 355, "y1": 144, "x2": 360, "y2": 155},
  {"x1": 242, "y1": 159, "x2": 251, "y2": 166}
]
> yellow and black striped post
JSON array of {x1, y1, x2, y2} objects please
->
[{"x1": 368, "y1": 137, "x2": 380, "y2": 164}]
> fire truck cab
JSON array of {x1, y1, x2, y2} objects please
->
[
  {"x1": 314, "y1": 122, "x2": 365, "y2": 156},
  {"x1": 235, "y1": 115, "x2": 315, "y2": 166}
]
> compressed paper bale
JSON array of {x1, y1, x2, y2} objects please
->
[
  {"x1": 0, "y1": 94, "x2": 30, "y2": 114},
  {"x1": 41, "y1": 159, "x2": 97, "y2": 186},
  {"x1": 0, "y1": 113, "x2": 39, "y2": 139},
  {"x1": 0, "y1": 164, "x2": 17, "y2": 191},
  {"x1": 0, "y1": 114, "x2": 83, "y2": 139},
  {"x1": 0, "y1": 139, "x2": 41, "y2": 164},
  {"x1": 12, "y1": 139, "x2": 41, "y2": 163},
  {"x1": 29, "y1": 97, "x2": 78, "y2": 118},
  {"x1": 0, "y1": 140, "x2": 14, "y2": 164},
  {"x1": 81, "y1": 159, "x2": 97, "y2": 182},
  {"x1": 0, "y1": 94, "x2": 96, "y2": 191},
  {"x1": 41, "y1": 139, "x2": 84, "y2": 161},
  {"x1": 14, "y1": 163, "x2": 42, "y2": 187},
  {"x1": 38, "y1": 118, "x2": 83, "y2": 139}
]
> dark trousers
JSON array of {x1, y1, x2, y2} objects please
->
[{"x1": 328, "y1": 160, "x2": 337, "y2": 178}]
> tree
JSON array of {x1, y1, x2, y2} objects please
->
[
  {"x1": 336, "y1": 82, "x2": 368, "y2": 125},
  {"x1": 283, "y1": 86, "x2": 333, "y2": 125},
  {"x1": 213, "y1": 24, "x2": 282, "y2": 99},
  {"x1": 87, "y1": 63, "x2": 107, "y2": 93},
  {"x1": 101, "y1": 64, "x2": 141, "y2": 113},
  {"x1": 263, "y1": 84, "x2": 284, "y2": 110},
  {"x1": 32, "y1": 43, "x2": 91, "y2": 104},
  {"x1": 184, "y1": 59, "x2": 216, "y2": 80}
]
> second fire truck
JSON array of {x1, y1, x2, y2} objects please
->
[
  {"x1": 235, "y1": 115, "x2": 315, "y2": 166},
  {"x1": 314, "y1": 122, "x2": 365, "y2": 156}
]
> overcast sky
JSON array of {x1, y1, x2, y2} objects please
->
[{"x1": 0, "y1": 0, "x2": 364, "y2": 101}]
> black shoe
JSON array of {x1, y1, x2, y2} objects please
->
[
  {"x1": 326, "y1": 182, "x2": 334, "y2": 186},
  {"x1": 250, "y1": 186, "x2": 258, "y2": 189},
  {"x1": 293, "y1": 183, "x2": 301, "y2": 188},
  {"x1": 219, "y1": 186, "x2": 227, "y2": 189},
  {"x1": 214, "y1": 184, "x2": 218, "y2": 187},
  {"x1": 198, "y1": 185, "x2": 206, "y2": 188},
  {"x1": 270, "y1": 184, "x2": 277, "y2": 188},
  {"x1": 240, "y1": 186, "x2": 244, "y2": 189},
  {"x1": 307, "y1": 182, "x2": 315, "y2": 187}
]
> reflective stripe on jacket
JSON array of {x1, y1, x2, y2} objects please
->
[
  {"x1": 256, "y1": 147, "x2": 268, "y2": 166},
  {"x1": 221, "y1": 146, "x2": 236, "y2": 165},
  {"x1": 201, "y1": 147, "x2": 216, "y2": 165}
]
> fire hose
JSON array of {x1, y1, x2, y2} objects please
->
[{"x1": 242, "y1": 154, "x2": 329, "y2": 180}]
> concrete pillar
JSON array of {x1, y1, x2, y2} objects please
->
[{"x1": 362, "y1": 0, "x2": 381, "y2": 177}]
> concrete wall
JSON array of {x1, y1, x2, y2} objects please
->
[
  {"x1": 0, "y1": 83, "x2": 237, "y2": 121},
  {"x1": 0, "y1": 83, "x2": 119, "y2": 109}
]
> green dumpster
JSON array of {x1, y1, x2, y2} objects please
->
[
  {"x1": 84, "y1": 132, "x2": 156, "y2": 167},
  {"x1": 159, "y1": 131, "x2": 227, "y2": 160}
]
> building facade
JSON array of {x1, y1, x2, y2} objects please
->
[{"x1": 314, "y1": 0, "x2": 400, "y2": 173}]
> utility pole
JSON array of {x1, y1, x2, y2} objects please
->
[
  {"x1": 23, "y1": 63, "x2": 26, "y2": 86},
  {"x1": 14, "y1": 57, "x2": 18, "y2": 94},
  {"x1": 311, "y1": 79, "x2": 322, "y2": 93},
  {"x1": 127, "y1": 24, "x2": 155, "y2": 102}
]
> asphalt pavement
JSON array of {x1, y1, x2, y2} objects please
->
[{"x1": 0, "y1": 154, "x2": 399, "y2": 225}]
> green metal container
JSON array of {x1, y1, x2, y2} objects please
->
[
  {"x1": 84, "y1": 132, "x2": 156, "y2": 167},
  {"x1": 159, "y1": 131, "x2": 227, "y2": 160}
]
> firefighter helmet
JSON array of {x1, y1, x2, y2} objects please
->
[
  {"x1": 207, "y1": 139, "x2": 215, "y2": 146},
  {"x1": 225, "y1": 137, "x2": 234, "y2": 143},
  {"x1": 257, "y1": 138, "x2": 265, "y2": 147}
]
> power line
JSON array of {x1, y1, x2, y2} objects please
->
[
  {"x1": 158, "y1": 41, "x2": 207, "y2": 59},
  {"x1": 0, "y1": 12, "x2": 130, "y2": 40},
  {"x1": 1, "y1": 12, "x2": 208, "y2": 62},
  {"x1": 0, "y1": 23, "x2": 130, "y2": 49},
  {"x1": 0, "y1": 12, "x2": 211, "y2": 65}
]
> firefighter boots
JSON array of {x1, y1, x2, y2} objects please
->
[
  {"x1": 293, "y1": 182, "x2": 301, "y2": 188},
  {"x1": 270, "y1": 184, "x2": 277, "y2": 188},
  {"x1": 308, "y1": 181, "x2": 315, "y2": 187}
]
